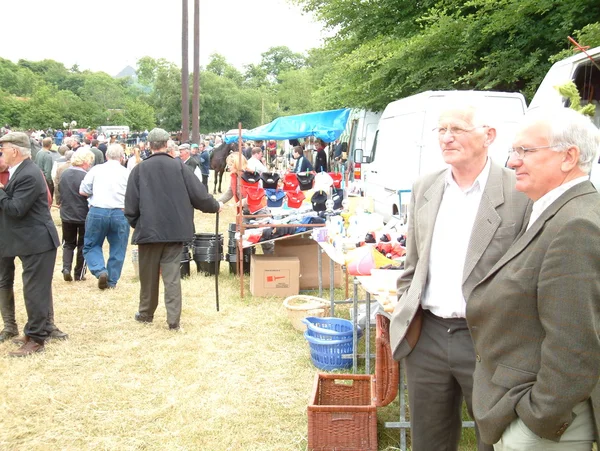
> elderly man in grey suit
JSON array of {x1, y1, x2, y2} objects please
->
[
  {"x1": 467, "y1": 107, "x2": 600, "y2": 450},
  {"x1": 389, "y1": 96, "x2": 530, "y2": 451}
]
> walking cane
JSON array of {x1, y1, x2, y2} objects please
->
[{"x1": 215, "y1": 210, "x2": 220, "y2": 312}]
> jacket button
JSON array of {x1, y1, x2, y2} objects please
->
[
  {"x1": 556, "y1": 423, "x2": 569, "y2": 435},
  {"x1": 476, "y1": 354, "x2": 481, "y2": 362}
]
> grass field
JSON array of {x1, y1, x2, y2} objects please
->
[{"x1": 0, "y1": 175, "x2": 478, "y2": 450}]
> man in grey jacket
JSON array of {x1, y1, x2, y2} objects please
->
[
  {"x1": 125, "y1": 128, "x2": 222, "y2": 330},
  {"x1": 389, "y1": 96, "x2": 530, "y2": 451}
]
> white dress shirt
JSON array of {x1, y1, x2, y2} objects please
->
[
  {"x1": 247, "y1": 157, "x2": 267, "y2": 173},
  {"x1": 421, "y1": 158, "x2": 491, "y2": 318},
  {"x1": 79, "y1": 159, "x2": 129, "y2": 208},
  {"x1": 8, "y1": 161, "x2": 24, "y2": 180},
  {"x1": 526, "y1": 176, "x2": 589, "y2": 230}
]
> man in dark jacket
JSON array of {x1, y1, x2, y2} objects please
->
[
  {"x1": 125, "y1": 128, "x2": 222, "y2": 330},
  {"x1": 58, "y1": 149, "x2": 95, "y2": 282},
  {"x1": 0, "y1": 132, "x2": 67, "y2": 355},
  {"x1": 314, "y1": 139, "x2": 328, "y2": 173},
  {"x1": 198, "y1": 143, "x2": 210, "y2": 189}
]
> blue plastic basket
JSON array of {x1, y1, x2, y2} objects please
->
[
  {"x1": 304, "y1": 332, "x2": 354, "y2": 371},
  {"x1": 302, "y1": 317, "x2": 362, "y2": 341}
]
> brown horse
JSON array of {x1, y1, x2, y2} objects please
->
[{"x1": 209, "y1": 142, "x2": 237, "y2": 194}]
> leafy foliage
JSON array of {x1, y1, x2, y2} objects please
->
[{"x1": 296, "y1": 0, "x2": 600, "y2": 110}]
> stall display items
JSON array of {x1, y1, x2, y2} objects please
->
[
  {"x1": 297, "y1": 171, "x2": 315, "y2": 191},
  {"x1": 260, "y1": 172, "x2": 280, "y2": 189},
  {"x1": 265, "y1": 188, "x2": 285, "y2": 207}
]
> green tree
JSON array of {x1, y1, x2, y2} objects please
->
[
  {"x1": 206, "y1": 53, "x2": 244, "y2": 86},
  {"x1": 259, "y1": 46, "x2": 306, "y2": 83},
  {"x1": 276, "y1": 68, "x2": 319, "y2": 115},
  {"x1": 295, "y1": 0, "x2": 600, "y2": 108}
]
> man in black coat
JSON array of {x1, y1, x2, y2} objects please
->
[
  {"x1": 125, "y1": 128, "x2": 222, "y2": 330},
  {"x1": 0, "y1": 132, "x2": 66, "y2": 356}
]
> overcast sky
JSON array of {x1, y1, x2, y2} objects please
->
[{"x1": 2, "y1": 0, "x2": 327, "y2": 76}]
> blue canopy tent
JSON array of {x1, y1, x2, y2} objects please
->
[{"x1": 224, "y1": 108, "x2": 351, "y2": 144}]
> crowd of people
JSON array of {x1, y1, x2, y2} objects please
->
[{"x1": 0, "y1": 127, "x2": 222, "y2": 357}]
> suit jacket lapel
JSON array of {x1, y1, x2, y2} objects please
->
[
  {"x1": 462, "y1": 163, "x2": 504, "y2": 284},
  {"x1": 418, "y1": 171, "x2": 446, "y2": 259},
  {"x1": 480, "y1": 181, "x2": 596, "y2": 284}
]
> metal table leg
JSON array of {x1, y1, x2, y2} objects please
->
[
  {"x1": 365, "y1": 291, "x2": 371, "y2": 374},
  {"x1": 352, "y1": 278, "x2": 359, "y2": 373}
]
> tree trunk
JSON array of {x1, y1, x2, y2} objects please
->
[
  {"x1": 181, "y1": 0, "x2": 189, "y2": 142},
  {"x1": 192, "y1": 0, "x2": 200, "y2": 145}
]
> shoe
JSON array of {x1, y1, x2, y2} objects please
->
[
  {"x1": 12, "y1": 334, "x2": 27, "y2": 345},
  {"x1": 98, "y1": 272, "x2": 108, "y2": 290},
  {"x1": 9, "y1": 339, "x2": 44, "y2": 357},
  {"x1": 134, "y1": 312, "x2": 153, "y2": 323},
  {"x1": 168, "y1": 323, "x2": 180, "y2": 331},
  {"x1": 0, "y1": 330, "x2": 18, "y2": 343},
  {"x1": 62, "y1": 270, "x2": 73, "y2": 282},
  {"x1": 74, "y1": 276, "x2": 86, "y2": 281},
  {"x1": 48, "y1": 329, "x2": 69, "y2": 341}
]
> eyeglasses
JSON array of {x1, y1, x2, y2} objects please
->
[
  {"x1": 434, "y1": 125, "x2": 487, "y2": 136},
  {"x1": 507, "y1": 145, "x2": 556, "y2": 160}
]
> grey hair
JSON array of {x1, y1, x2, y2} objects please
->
[
  {"x1": 64, "y1": 150, "x2": 74, "y2": 161},
  {"x1": 66, "y1": 136, "x2": 79, "y2": 145},
  {"x1": 14, "y1": 144, "x2": 31, "y2": 157},
  {"x1": 523, "y1": 108, "x2": 600, "y2": 174},
  {"x1": 437, "y1": 91, "x2": 494, "y2": 127},
  {"x1": 106, "y1": 143, "x2": 124, "y2": 161},
  {"x1": 71, "y1": 149, "x2": 95, "y2": 167},
  {"x1": 167, "y1": 139, "x2": 179, "y2": 153}
]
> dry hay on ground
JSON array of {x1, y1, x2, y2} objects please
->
[{"x1": 0, "y1": 177, "x2": 408, "y2": 451}]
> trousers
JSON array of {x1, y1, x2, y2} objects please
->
[
  {"x1": 137, "y1": 242, "x2": 183, "y2": 327},
  {"x1": 83, "y1": 207, "x2": 130, "y2": 287},
  {"x1": 494, "y1": 400, "x2": 595, "y2": 451},
  {"x1": 405, "y1": 310, "x2": 492, "y2": 451},
  {"x1": 0, "y1": 249, "x2": 56, "y2": 344},
  {"x1": 62, "y1": 221, "x2": 86, "y2": 279}
]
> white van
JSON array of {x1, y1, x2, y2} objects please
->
[
  {"x1": 97, "y1": 125, "x2": 130, "y2": 137},
  {"x1": 337, "y1": 109, "x2": 382, "y2": 182},
  {"x1": 362, "y1": 91, "x2": 527, "y2": 223},
  {"x1": 528, "y1": 45, "x2": 600, "y2": 189}
]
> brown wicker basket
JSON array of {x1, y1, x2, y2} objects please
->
[
  {"x1": 375, "y1": 314, "x2": 399, "y2": 406},
  {"x1": 307, "y1": 374, "x2": 377, "y2": 451},
  {"x1": 306, "y1": 313, "x2": 399, "y2": 450}
]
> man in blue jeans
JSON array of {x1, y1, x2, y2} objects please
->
[{"x1": 79, "y1": 144, "x2": 130, "y2": 289}]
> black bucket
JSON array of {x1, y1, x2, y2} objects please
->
[
  {"x1": 226, "y1": 249, "x2": 253, "y2": 275},
  {"x1": 181, "y1": 245, "x2": 192, "y2": 279},
  {"x1": 193, "y1": 233, "x2": 223, "y2": 276}
]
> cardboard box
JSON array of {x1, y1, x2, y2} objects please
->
[
  {"x1": 250, "y1": 255, "x2": 299, "y2": 297},
  {"x1": 275, "y1": 236, "x2": 342, "y2": 290}
]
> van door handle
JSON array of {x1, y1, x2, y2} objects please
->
[{"x1": 370, "y1": 170, "x2": 378, "y2": 174}]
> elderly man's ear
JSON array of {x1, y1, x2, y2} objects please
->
[{"x1": 561, "y1": 145, "x2": 580, "y2": 172}]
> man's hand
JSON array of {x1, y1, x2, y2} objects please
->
[
  {"x1": 0, "y1": 182, "x2": 4, "y2": 189},
  {"x1": 218, "y1": 201, "x2": 224, "y2": 213}
]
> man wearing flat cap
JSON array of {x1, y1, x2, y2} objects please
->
[
  {"x1": 179, "y1": 143, "x2": 200, "y2": 175},
  {"x1": 0, "y1": 132, "x2": 67, "y2": 356},
  {"x1": 125, "y1": 128, "x2": 222, "y2": 330}
]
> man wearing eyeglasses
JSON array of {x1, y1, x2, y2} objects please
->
[
  {"x1": 0, "y1": 132, "x2": 64, "y2": 356},
  {"x1": 389, "y1": 96, "x2": 530, "y2": 451},
  {"x1": 466, "y1": 107, "x2": 600, "y2": 450}
]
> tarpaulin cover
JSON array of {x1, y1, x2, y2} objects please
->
[{"x1": 224, "y1": 108, "x2": 351, "y2": 144}]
